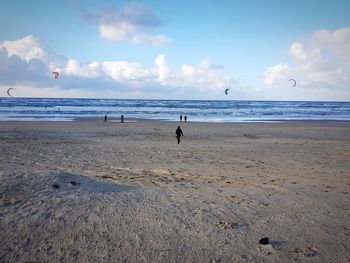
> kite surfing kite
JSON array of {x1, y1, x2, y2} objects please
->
[
  {"x1": 7, "y1": 88, "x2": 15, "y2": 97},
  {"x1": 52, "y1": 71, "x2": 59, "y2": 79},
  {"x1": 289, "y1": 78, "x2": 296, "y2": 87},
  {"x1": 225, "y1": 88, "x2": 230, "y2": 95}
]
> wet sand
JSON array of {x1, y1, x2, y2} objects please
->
[{"x1": 0, "y1": 120, "x2": 349, "y2": 262}]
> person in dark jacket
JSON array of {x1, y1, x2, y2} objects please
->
[{"x1": 175, "y1": 126, "x2": 184, "y2": 144}]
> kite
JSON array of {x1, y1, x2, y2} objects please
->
[
  {"x1": 289, "y1": 78, "x2": 296, "y2": 87},
  {"x1": 52, "y1": 71, "x2": 59, "y2": 79},
  {"x1": 225, "y1": 88, "x2": 230, "y2": 95},
  {"x1": 7, "y1": 88, "x2": 15, "y2": 97}
]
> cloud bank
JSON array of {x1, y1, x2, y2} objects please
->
[
  {"x1": 0, "y1": 35, "x2": 233, "y2": 98},
  {"x1": 2, "y1": 27, "x2": 349, "y2": 100},
  {"x1": 263, "y1": 27, "x2": 350, "y2": 92}
]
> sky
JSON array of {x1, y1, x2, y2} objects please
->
[{"x1": 0, "y1": 0, "x2": 350, "y2": 101}]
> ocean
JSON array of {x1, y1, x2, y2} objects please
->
[{"x1": 0, "y1": 98, "x2": 349, "y2": 122}]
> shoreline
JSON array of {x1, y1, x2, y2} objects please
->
[{"x1": 1, "y1": 115, "x2": 350, "y2": 125}]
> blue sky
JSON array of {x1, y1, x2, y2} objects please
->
[{"x1": 1, "y1": 0, "x2": 350, "y2": 100}]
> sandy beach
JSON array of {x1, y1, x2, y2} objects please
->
[{"x1": 0, "y1": 120, "x2": 349, "y2": 262}]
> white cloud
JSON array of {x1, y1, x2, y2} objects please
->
[
  {"x1": 65, "y1": 59, "x2": 102, "y2": 78},
  {"x1": 82, "y1": 4, "x2": 171, "y2": 46},
  {"x1": 263, "y1": 27, "x2": 350, "y2": 95},
  {"x1": 155, "y1": 54, "x2": 170, "y2": 84},
  {"x1": 98, "y1": 22, "x2": 136, "y2": 41},
  {"x1": 180, "y1": 58, "x2": 232, "y2": 91},
  {"x1": 102, "y1": 60, "x2": 155, "y2": 83},
  {"x1": 0, "y1": 35, "x2": 66, "y2": 70},
  {"x1": 289, "y1": 42, "x2": 309, "y2": 62},
  {"x1": 1, "y1": 35, "x2": 48, "y2": 62},
  {"x1": 0, "y1": 35, "x2": 236, "y2": 98},
  {"x1": 263, "y1": 64, "x2": 292, "y2": 86},
  {"x1": 131, "y1": 34, "x2": 172, "y2": 46},
  {"x1": 311, "y1": 27, "x2": 350, "y2": 59},
  {"x1": 0, "y1": 45, "x2": 49, "y2": 85}
]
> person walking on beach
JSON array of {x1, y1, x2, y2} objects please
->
[
  {"x1": 104, "y1": 115, "x2": 107, "y2": 123},
  {"x1": 121, "y1": 114, "x2": 124, "y2": 123},
  {"x1": 180, "y1": 114, "x2": 183, "y2": 122},
  {"x1": 176, "y1": 126, "x2": 184, "y2": 144},
  {"x1": 184, "y1": 115, "x2": 187, "y2": 122}
]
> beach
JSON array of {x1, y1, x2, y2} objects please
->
[{"x1": 0, "y1": 120, "x2": 349, "y2": 262}]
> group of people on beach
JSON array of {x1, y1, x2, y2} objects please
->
[
  {"x1": 102, "y1": 114, "x2": 186, "y2": 144},
  {"x1": 104, "y1": 114, "x2": 124, "y2": 123},
  {"x1": 179, "y1": 114, "x2": 187, "y2": 122},
  {"x1": 177, "y1": 114, "x2": 187, "y2": 144}
]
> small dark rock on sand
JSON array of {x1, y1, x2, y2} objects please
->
[
  {"x1": 51, "y1": 183, "x2": 60, "y2": 189},
  {"x1": 259, "y1": 237, "x2": 269, "y2": 245}
]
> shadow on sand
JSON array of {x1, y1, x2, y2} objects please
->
[{"x1": 52, "y1": 172, "x2": 135, "y2": 194}]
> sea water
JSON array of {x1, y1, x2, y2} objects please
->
[{"x1": 0, "y1": 98, "x2": 349, "y2": 122}]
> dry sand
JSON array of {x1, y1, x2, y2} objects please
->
[{"x1": 0, "y1": 120, "x2": 349, "y2": 262}]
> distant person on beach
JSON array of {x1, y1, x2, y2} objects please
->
[
  {"x1": 176, "y1": 126, "x2": 184, "y2": 144},
  {"x1": 180, "y1": 115, "x2": 182, "y2": 122},
  {"x1": 121, "y1": 114, "x2": 124, "y2": 123},
  {"x1": 184, "y1": 115, "x2": 187, "y2": 122},
  {"x1": 104, "y1": 115, "x2": 107, "y2": 123}
]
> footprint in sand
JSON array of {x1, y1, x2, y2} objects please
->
[
  {"x1": 238, "y1": 198, "x2": 250, "y2": 205},
  {"x1": 216, "y1": 220, "x2": 249, "y2": 230},
  {"x1": 293, "y1": 246, "x2": 318, "y2": 257}
]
